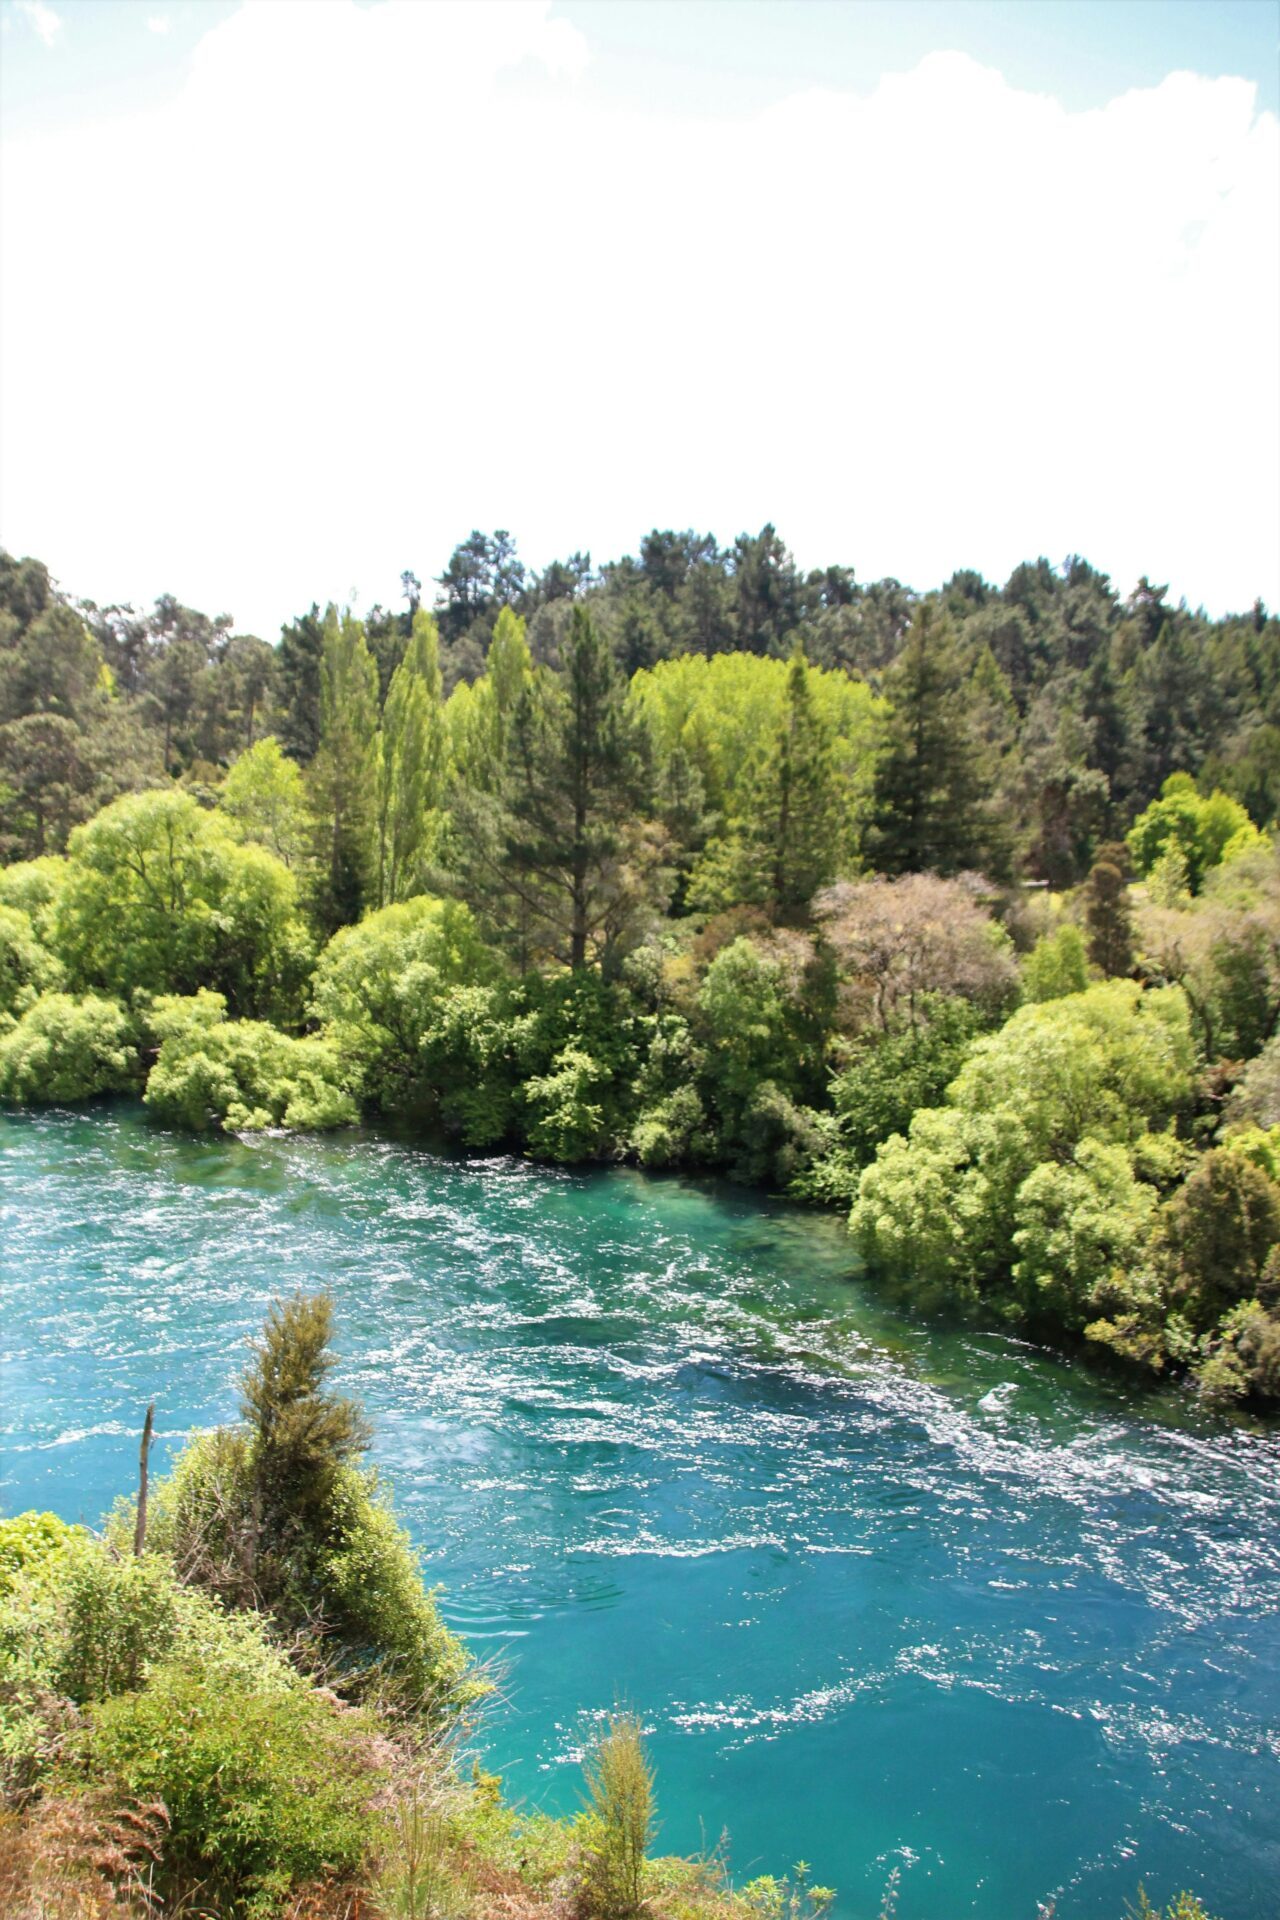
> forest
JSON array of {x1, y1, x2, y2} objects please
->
[{"x1": 3, "y1": 528, "x2": 1280, "y2": 1403}]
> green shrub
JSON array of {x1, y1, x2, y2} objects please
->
[
  {"x1": 139, "y1": 1298, "x2": 474, "y2": 1714},
  {"x1": 0, "y1": 1513, "x2": 84, "y2": 1596},
  {"x1": 83, "y1": 1663, "x2": 382, "y2": 1916},
  {"x1": 0, "y1": 904, "x2": 61, "y2": 1020},
  {"x1": 0, "y1": 992, "x2": 138, "y2": 1103},
  {"x1": 851, "y1": 983, "x2": 1196, "y2": 1303},
  {"x1": 1021, "y1": 922, "x2": 1089, "y2": 1002},
  {"x1": 805, "y1": 996, "x2": 982, "y2": 1202},
  {"x1": 311, "y1": 894, "x2": 502, "y2": 1114},
  {"x1": 143, "y1": 994, "x2": 357, "y2": 1133},
  {"x1": 577, "y1": 1714, "x2": 655, "y2": 1920},
  {"x1": 0, "y1": 855, "x2": 70, "y2": 945}
]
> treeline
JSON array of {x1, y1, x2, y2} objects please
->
[
  {"x1": 4, "y1": 531, "x2": 1279, "y2": 883},
  {"x1": 3, "y1": 538, "x2": 1280, "y2": 1404}
]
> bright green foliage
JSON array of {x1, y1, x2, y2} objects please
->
[
  {"x1": 632, "y1": 650, "x2": 882, "y2": 904},
  {"x1": 1127, "y1": 774, "x2": 1266, "y2": 894},
  {"x1": 0, "y1": 901, "x2": 60, "y2": 1017},
  {"x1": 0, "y1": 852, "x2": 69, "y2": 944},
  {"x1": 0, "y1": 991, "x2": 137, "y2": 1102},
  {"x1": 445, "y1": 606, "x2": 534, "y2": 793},
  {"x1": 52, "y1": 789, "x2": 312, "y2": 1019},
  {"x1": 1128, "y1": 1889, "x2": 1219, "y2": 1920},
  {"x1": 0, "y1": 1512, "x2": 84, "y2": 1595},
  {"x1": 0, "y1": 1525, "x2": 299, "y2": 1800},
  {"x1": 143, "y1": 993, "x2": 356, "y2": 1133},
  {"x1": 84, "y1": 1663, "x2": 381, "y2": 1916},
  {"x1": 1011, "y1": 1139, "x2": 1159, "y2": 1328},
  {"x1": 311, "y1": 894, "x2": 502, "y2": 1113},
  {"x1": 741, "y1": 1862, "x2": 836, "y2": 1920},
  {"x1": 951, "y1": 981, "x2": 1195, "y2": 1158},
  {"x1": 578, "y1": 1713, "x2": 656, "y2": 1919},
  {"x1": 308, "y1": 607, "x2": 380, "y2": 933},
  {"x1": 851, "y1": 983, "x2": 1195, "y2": 1296},
  {"x1": 375, "y1": 609, "x2": 447, "y2": 906},
  {"x1": 1021, "y1": 922, "x2": 1090, "y2": 1002},
  {"x1": 220, "y1": 736, "x2": 309, "y2": 868},
  {"x1": 524, "y1": 1044, "x2": 609, "y2": 1162}
]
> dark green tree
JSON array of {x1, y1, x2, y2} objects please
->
[
  {"x1": 868, "y1": 603, "x2": 1000, "y2": 876},
  {"x1": 1083, "y1": 841, "x2": 1135, "y2": 977},
  {"x1": 747, "y1": 646, "x2": 841, "y2": 919},
  {"x1": 277, "y1": 604, "x2": 326, "y2": 763},
  {"x1": 454, "y1": 607, "x2": 658, "y2": 970}
]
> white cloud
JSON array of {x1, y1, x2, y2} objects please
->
[
  {"x1": 146, "y1": 14, "x2": 171, "y2": 34},
  {"x1": 0, "y1": 0, "x2": 1276, "y2": 634},
  {"x1": 13, "y1": 0, "x2": 63, "y2": 48}
]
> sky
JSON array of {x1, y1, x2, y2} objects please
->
[{"x1": 1, "y1": 0, "x2": 1277, "y2": 637}]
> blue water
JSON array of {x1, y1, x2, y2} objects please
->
[{"x1": 2, "y1": 1107, "x2": 1278, "y2": 1920}]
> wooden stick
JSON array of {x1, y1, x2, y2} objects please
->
[{"x1": 134, "y1": 1403, "x2": 155, "y2": 1556}]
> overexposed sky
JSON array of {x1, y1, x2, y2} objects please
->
[{"x1": 1, "y1": 0, "x2": 1277, "y2": 635}]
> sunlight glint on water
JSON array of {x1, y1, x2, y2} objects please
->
[{"x1": 2, "y1": 1107, "x2": 1279, "y2": 1920}]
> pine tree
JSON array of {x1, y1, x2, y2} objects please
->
[
  {"x1": 452, "y1": 607, "x2": 658, "y2": 970},
  {"x1": 307, "y1": 607, "x2": 379, "y2": 932},
  {"x1": 375, "y1": 609, "x2": 446, "y2": 906},
  {"x1": 869, "y1": 604, "x2": 998, "y2": 876},
  {"x1": 748, "y1": 646, "x2": 841, "y2": 919}
]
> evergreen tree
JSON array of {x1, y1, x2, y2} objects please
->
[
  {"x1": 747, "y1": 646, "x2": 841, "y2": 919},
  {"x1": 453, "y1": 607, "x2": 658, "y2": 970},
  {"x1": 869, "y1": 604, "x2": 999, "y2": 876},
  {"x1": 374, "y1": 609, "x2": 446, "y2": 906},
  {"x1": 1083, "y1": 841, "x2": 1135, "y2": 977},
  {"x1": 307, "y1": 608, "x2": 379, "y2": 933},
  {"x1": 276, "y1": 604, "x2": 325, "y2": 763}
]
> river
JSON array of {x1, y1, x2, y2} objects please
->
[{"x1": 2, "y1": 1106, "x2": 1277, "y2": 1919}]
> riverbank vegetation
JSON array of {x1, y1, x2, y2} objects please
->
[
  {"x1": 3, "y1": 536, "x2": 1280, "y2": 1402},
  {"x1": 0, "y1": 1295, "x2": 835, "y2": 1919}
]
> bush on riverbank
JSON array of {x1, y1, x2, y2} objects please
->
[{"x1": 0, "y1": 1297, "x2": 836, "y2": 1920}]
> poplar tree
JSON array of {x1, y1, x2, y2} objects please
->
[
  {"x1": 375, "y1": 609, "x2": 446, "y2": 906},
  {"x1": 308, "y1": 607, "x2": 379, "y2": 933}
]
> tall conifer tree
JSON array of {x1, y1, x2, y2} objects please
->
[
  {"x1": 748, "y1": 646, "x2": 841, "y2": 919},
  {"x1": 869, "y1": 604, "x2": 999, "y2": 876}
]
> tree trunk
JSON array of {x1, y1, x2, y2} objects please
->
[{"x1": 133, "y1": 1402, "x2": 155, "y2": 1555}]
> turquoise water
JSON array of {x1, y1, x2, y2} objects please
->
[{"x1": 2, "y1": 1108, "x2": 1278, "y2": 1920}]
